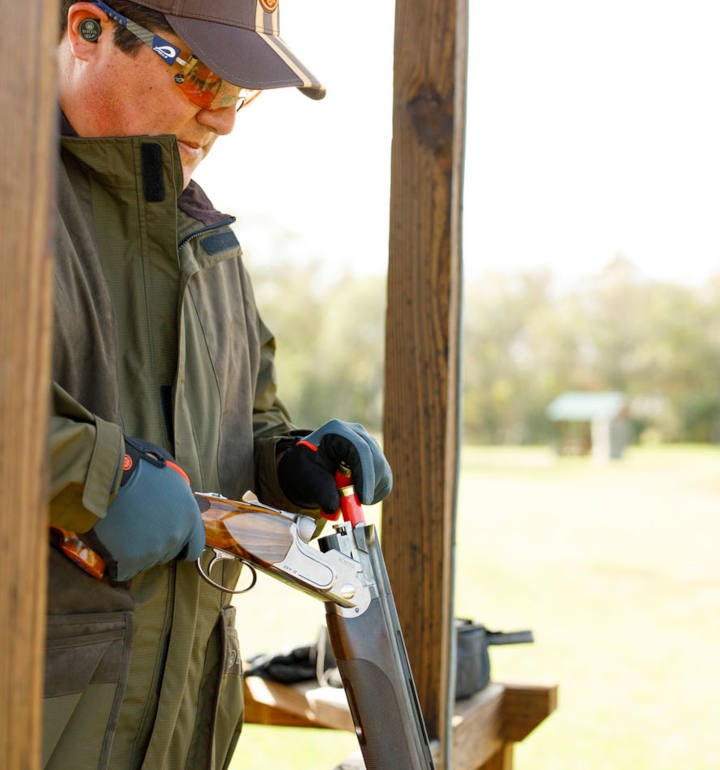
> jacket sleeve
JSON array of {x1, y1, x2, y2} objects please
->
[
  {"x1": 251, "y1": 314, "x2": 313, "y2": 510},
  {"x1": 49, "y1": 382, "x2": 125, "y2": 532}
]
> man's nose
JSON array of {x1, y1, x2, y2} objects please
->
[{"x1": 197, "y1": 104, "x2": 237, "y2": 135}]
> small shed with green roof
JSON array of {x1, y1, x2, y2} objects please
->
[{"x1": 546, "y1": 390, "x2": 630, "y2": 460}]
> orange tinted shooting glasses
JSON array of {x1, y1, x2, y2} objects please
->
[{"x1": 91, "y1": 0, "x2": 261, "y2": 111}]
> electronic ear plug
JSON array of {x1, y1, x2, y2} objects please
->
[{"x1": 79, "y1": 18, "x2": 101, "y2": 42}]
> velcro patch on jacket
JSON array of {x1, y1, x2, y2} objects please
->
[
  {"x1": 141, "y1": 143, "x2": 166, "y2": 202},
  {"x1": 200, "y1": 231, "x2": 239, "y2": 255}
]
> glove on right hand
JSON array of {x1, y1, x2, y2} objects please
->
[
  {"x1": 90, "y1": 437, "x2": 205, "y2": 581},
  {"x1": 277, "y1": 419, "x2": 393, "y2": 517}
]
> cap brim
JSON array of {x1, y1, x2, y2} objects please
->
[{"x1": 166, "y1": 16, "x2": 325, "y2": 100}]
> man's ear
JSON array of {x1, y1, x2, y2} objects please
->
[{"x1": 66, "y1": 2, "x2": 109, "y2": 59}]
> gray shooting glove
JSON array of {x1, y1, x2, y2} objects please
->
[
  {"x1": 89, "y1": 437, "x2": 205, "y2": 581},
  {"x1": 278, "y1": 419, "x2": 393, "y2": 518}
]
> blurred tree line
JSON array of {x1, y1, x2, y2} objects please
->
[{"x1": 248, "y1": 252, "x2": 720, "y2": 444}]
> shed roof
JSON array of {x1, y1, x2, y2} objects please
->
[{"x1": 546, "y1": 390, "x2": 627, "y2": 421}]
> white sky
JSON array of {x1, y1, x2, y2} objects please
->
[{"x1": 195, "y1": 1, "x2": 720, "y2": 287}]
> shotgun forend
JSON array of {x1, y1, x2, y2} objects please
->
[{"x1": 320, "y1": 521, "x2": 436, "y2": 770}]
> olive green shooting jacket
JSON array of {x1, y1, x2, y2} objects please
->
[{"x1": 47, "y1": 132, "x2": 304, "y2": 770}]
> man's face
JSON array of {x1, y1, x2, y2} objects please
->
[{"x1": 62, "y1": 10, "x2": 239, "y2": 188}]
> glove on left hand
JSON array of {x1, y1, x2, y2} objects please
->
[
  {"x1": 278, "y1": 419, "x2": 393, "y2": 517},
  {"x1": 89, "y1": 437, "x2": 205, "y2": 581}
]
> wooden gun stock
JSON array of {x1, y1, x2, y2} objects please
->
[
  {"x1": 198, "y1": 493, "x2": 297, "y2": 564},
  {"x1": 194, "y1": 493, "x2": 363, "y2": 607},
  {"x1": 50, "y1": 493, "x2": 300, "y2": 581},
  {"x1": 50, "y1": 493, "x2": 364, "y2": 609},
  {"x1": 49, "y1": 526, "x2": 107, "y2": 579}
]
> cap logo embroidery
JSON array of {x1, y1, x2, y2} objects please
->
[{"x1": 259, "y1": 0, "x2": 278, "y2": 12}]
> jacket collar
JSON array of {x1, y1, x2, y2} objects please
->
[{"x1": 59, "y1": 111, "x2": 228, "y2": 226}]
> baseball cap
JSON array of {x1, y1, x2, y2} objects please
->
[{"x1": 139, "y1": 0, "x2": 325, "y2": 99}]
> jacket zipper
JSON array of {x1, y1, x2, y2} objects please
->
[{"x1": 177, "y1": 216, "x2": 236, "y2": 250}]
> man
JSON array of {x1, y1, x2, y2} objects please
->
[{"x1": 47, "y1": 2, "x2": 392, "y2": 769}]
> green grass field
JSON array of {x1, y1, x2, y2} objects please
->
[{"x1": 230, "y1": 444, "x2": 720, "y2": 769}]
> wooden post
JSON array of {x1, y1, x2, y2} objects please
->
[
  {"x1": 383, "y1": 0, "x2": 468, "y2": 766},
  {"x1": 0, "y1": 1, "x2": 56, "y2": 767}
]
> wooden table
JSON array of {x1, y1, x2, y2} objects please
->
[{"x1": 243, "y1": 676, "x2": 557, "y2": 770}]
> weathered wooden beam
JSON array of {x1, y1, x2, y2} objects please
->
[
  {"x1": 0, "y1": 1, "x2": 56, "y2": 768},
  {"x1": 382, "y1": 0, "x2": 468, "y2": 763},
  {"x1": 500, "y1": 682, "x2": 559, "y2": 743},
  {"x1": 243, "y1": 677, "x2": 354, "y2": 732},
  {"x1": 451, "y1": 684, "x2": 505, "y2": 769},
  {"x1": 451, "y1": 682, "x2": 558, "y2": 770}
]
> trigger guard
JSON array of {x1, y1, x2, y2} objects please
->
[{"x1": 196, "y1": 547, "x2": 258, "y2": 594}]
